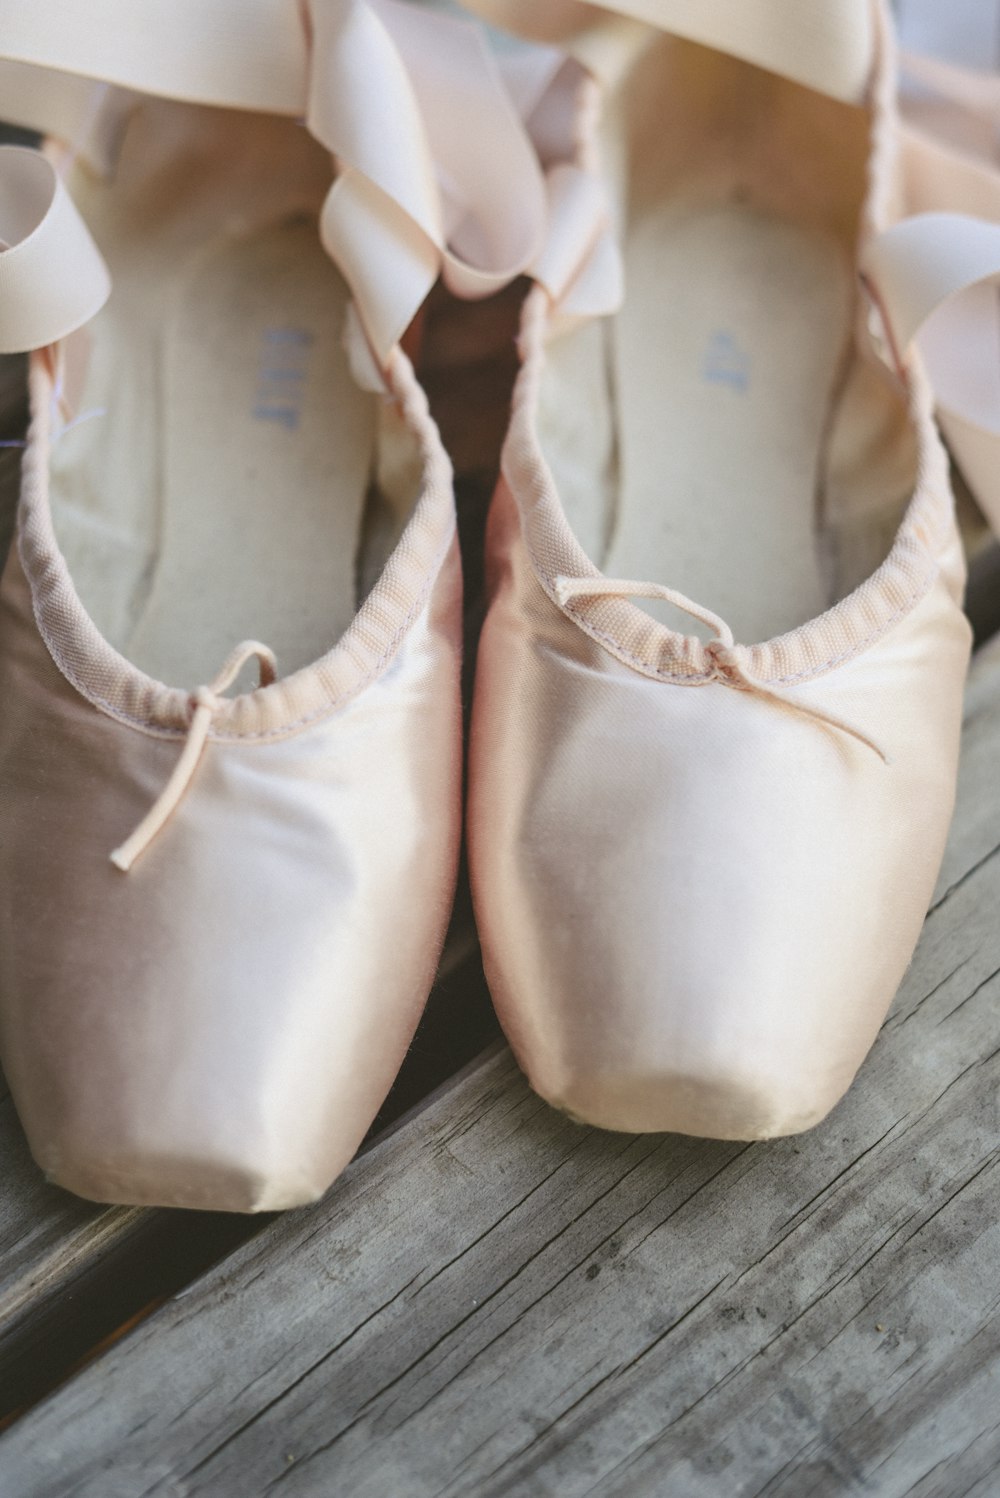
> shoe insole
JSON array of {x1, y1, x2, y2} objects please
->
[
  {"x1": 49, "y1": 100, "x2": 376, "y2": 689},
  {"x1": 608, "y1": 196, "x2": 852, "y2": 643}
]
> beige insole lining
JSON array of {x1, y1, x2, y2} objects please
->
[
  {"x1": 534, "y1": 34, "x2": 918, "y2": 647},
  {"x1": 49, "y1": 101, "x2": 379, "y2": 689},
  {"x1": 608, "y1": 195, "x2": 852, "y2": 642}
]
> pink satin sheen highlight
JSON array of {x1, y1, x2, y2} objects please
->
[
  {"x1": 469, "y1": 476, "x2": 968, "y2": 1139},
  {"x1": 0, "y1": 352, "x2": 463, "y2": 1212}
]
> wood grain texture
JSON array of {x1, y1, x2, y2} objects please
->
[{"x1": 1, "y1": 637, "x2": 998, "y2": 1497}]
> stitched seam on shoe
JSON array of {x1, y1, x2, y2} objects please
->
[
  {"x1": 517, "y1": 416, "x2": 946, "y2": 688},
  {"x1": 212, "y1": 539, "x2": 455, "y2": 742},
  {"x1": 20, "y1": 509, "x2": 455, "y2": 745},
  {"x1": 768, "y1": 576, "x2": 939, "y2": 684},
  {"x1": 555, "y1": 558, "x2": 939, "y2": 687},
  {"x1": 16, "y1": 349, "x2": 458, "y2": 749},
  {"x1": 556, "y1": 603, "x2": 714, "y2": 684}
]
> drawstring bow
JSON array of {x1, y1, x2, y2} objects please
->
[
  {"x1": 110, "y1": 641, "x2": 277, "y2": 872},
  {"x1": 554, "y1": 575, "x2": 890, "y2": 765}
]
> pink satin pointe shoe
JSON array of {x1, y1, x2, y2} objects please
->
[
  {"x1": 466, "y1": 0, "x2": 974, "y2": 1139},
  {"x1": 0, "y1": 0, "x2": 579, "y2": 1210}
]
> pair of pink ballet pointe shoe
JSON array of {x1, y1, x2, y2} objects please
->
[{"x1": 0, "y1": 0, "x2": 995, "y2": 1210}]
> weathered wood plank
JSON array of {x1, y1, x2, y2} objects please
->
[
  {"x1": 0, "y1": 1096, "x2": 143, "y2": 1401},
  {"x1": 2, "y1": 637, "x2": 998, "y2": 1498}
]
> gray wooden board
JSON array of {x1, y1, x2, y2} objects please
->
[
  {"x1": 1, "y1": 637, "x2": 998, "y2": 1498},
  {"x1": 0, "y1": 1103, "x2": 143, "y2": 1365}
]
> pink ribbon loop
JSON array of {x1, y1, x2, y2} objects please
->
[
  {"x1": 0, "y1": 146, "x2": 111, "y2": 356},
  {"x1": 554, "y1": 574, "x2": 889, "y2": 763},
  {"x1": 304, "y1": 0, "x2": 622, "y2": 377},
  {"x1": 110, "y1": 642, "x2": 278, "y2": 873}
]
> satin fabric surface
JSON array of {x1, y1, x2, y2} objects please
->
[
  {"x1": 469, "y1": 476, "x2": 969, "y2": 1138},
  {"x1": 0, "y1": 481, "x2": 462, "y2": 1210}
]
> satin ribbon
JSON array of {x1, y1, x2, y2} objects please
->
[
  {"x1": 0, "y1": 146, "x2": 111, "y2": 355},
  {"x1": 313, "y1": 0, "x2": 550, "y2": 367},
  {"x1": 863, "y1": 209, "x2": 1000, "y2": 536},
  {"x1": 459, "y1": 0, "x2": 875, "y2": 102},
  {"x1": 306, "y1": 0, "x2": 623, "y2": 367},
  {"x1": 0, "y1": 0, "x2": 623, "y2": 373},
  {"x1": 872, "y1": 49, "x2": 1000, "y2": 535}
]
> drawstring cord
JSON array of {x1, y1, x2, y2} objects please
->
[
  {"x1": 110, "y1": 640, "x2": 278, "y2": 872},
  {"x1": 553, "y1": 575, "x2": 890, "y2": 765}
]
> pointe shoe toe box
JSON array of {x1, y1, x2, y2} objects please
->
[
  {"x1": 471, "y1": 555, "x2": 970, "y2": 1141},
  {"x1": 0, "y1": 547, "x2": 462, "y2": 1210}
]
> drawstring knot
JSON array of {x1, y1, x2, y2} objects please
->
[
  {"x1": 110, "y1": 640, "x2": 278, "y2": 873},
  {"x1": 703, "y1": 638, "x2": 740, "y2": 677},
  {"x1": 553, "y1": 574, "x2": 890, "y2": 765},
  {"x1": 192, "y1": 684, "x2": 223, "y2": 714}
]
